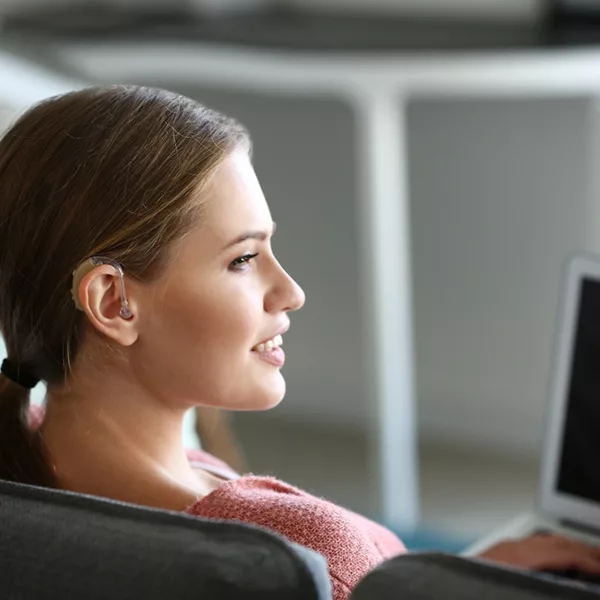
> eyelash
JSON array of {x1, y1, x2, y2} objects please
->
[{"x1": 229, "y1": 253, "x2": 259, "y2": 272}]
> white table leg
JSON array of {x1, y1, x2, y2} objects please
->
[
  {"x1": 585, "y1": 99, "x2": 600, "y2": 254},
  {"x1": 352, "y1": 91, "x2": 419, "y2": 531}
]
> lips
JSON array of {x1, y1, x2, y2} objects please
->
[{"x1": 253, "y1": 345, "x2": 285, "y2": 367}]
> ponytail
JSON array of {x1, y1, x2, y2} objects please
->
[{"x1": 0, "y1": 374, "x2": 55, "y2": 486}]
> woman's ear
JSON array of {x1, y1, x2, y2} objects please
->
[{"x1": 77, "y1": 265, "x2": 139, "y2": 346}]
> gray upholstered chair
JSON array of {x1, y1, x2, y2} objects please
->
[
  {"x1": 2, "y1": 479, "x2": 594, "y2": 599},
  {"x1": 0, "y1": 479, "x2": 331, "y2": 599},
  {"x1": 351, "y1": 552, "x2": 600, "y2": 599}
]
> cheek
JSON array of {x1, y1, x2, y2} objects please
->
[
  {"x1": 199, "y1": 300, "x2": 257, "y2": 351},
  {"x1": 133, "y1": 277, "x2": 273, "y2": 408},
  {"x1": 141, "y1": 282, "x2": 260, "y2": 373}
]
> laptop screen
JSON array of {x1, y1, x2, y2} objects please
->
[{"x1": 556, "y1": 276, "x2": 600, "y2": 503}]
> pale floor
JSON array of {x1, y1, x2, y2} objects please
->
[{"x1": 231, "y1": 412, "x2": 539, "y2": 543}]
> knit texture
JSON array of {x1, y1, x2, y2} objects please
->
[{"x1": 186, "y1": 476, "x2": 406, "y2": 600}]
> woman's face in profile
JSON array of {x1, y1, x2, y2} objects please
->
[{"x1": 131, "y1": 151, "x2": 305, "y2": 411}]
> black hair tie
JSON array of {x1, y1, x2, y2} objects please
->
[{"x1": 1, "y1": 359, "x2": 40, "y2": 390}]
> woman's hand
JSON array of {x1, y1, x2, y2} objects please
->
[{"x1": 479, "y1": 533, "x2": 600, "y2": 574}]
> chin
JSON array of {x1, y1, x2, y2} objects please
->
[{"x1": 253, "y1": 373, "x2": 287, "y2": 410}]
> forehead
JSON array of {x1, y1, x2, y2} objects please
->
[{"x1": 200, "y1": 151, "x2": 272, "y2": 242}]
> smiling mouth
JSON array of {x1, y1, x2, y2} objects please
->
[{"x1": 251, "y1": 334, "x2": 283, "y2": 353}]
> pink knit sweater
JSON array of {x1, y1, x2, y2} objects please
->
[
  {"x1": 186, "y1": 475, "x2": 405, "y2": 599},
  {"x1": 29, "y1": 405, "x2": 405, "y2": 598},
  {"x1": 182, "y1": 444, "x2": 406, "y2": 598}
]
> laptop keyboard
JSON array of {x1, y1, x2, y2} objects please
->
[
  {"x1": 533, "y1": 527, "x2": 600, "y2": 545},
  {"x1": 541, "y1": 569, "x2": 600, "y2": 586}
]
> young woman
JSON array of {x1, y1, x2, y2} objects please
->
[{"x1": 1, "y1": 86, "x2": 599, "y2": 599}]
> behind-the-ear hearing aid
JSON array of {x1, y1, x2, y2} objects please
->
[{"x1": 71, "y1": 255, "x2": 133, "y2": 319}]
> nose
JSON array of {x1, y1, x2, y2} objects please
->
[{"x1": 265, "y1": 261, "x2": 305, "y2": 314}]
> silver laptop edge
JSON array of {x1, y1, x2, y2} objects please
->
[
  {"x1": 539, "y1": 253, "x2": 600, "y2": 529},
  {"x1": 465, "y1": 252, "x2": 600, "y2": 556}
]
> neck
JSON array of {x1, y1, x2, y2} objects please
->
[{"x1": 40, "y1": 362, "x2": 210, "y2": 510}]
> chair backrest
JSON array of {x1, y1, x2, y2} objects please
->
[
  {"x1": 0, "y1": 479, "x2": 331, "y2": 600},
  {"x1": 350, "y1": 553, "x2": 598, "y2": 600}
]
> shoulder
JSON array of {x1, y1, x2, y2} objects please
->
[{"x1": 187, "y1": 476, "x2": 405, "y2": 595}]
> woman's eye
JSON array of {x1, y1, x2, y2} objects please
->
[{"x1": 229, "y1": 253, "x2": 259, "y2": 271}]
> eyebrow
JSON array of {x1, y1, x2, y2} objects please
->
[{"x1": 223, "y1": 222, "x2": 277, "y2": 250}]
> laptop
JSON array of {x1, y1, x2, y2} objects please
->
[{"x1": 465, "y1": 252, "x2": 600, "y2": 589}]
